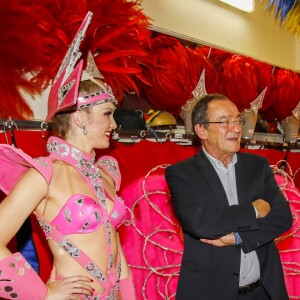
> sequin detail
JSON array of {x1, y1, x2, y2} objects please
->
[
  {"x1": 34, "y1": 157, "x2": 48, "y2": 167},
  {"x1": 59, "y1": 239, "x2": 80, "y2": 257},
  {"x1": 86, "y1": 263, "x2": 105, "y2": 281},
  {"x1": 0, "y1": 254, "x2": 34, "y2": 299},
  {"x1": 45, "y1": 137, "x2": 124, "y2": 294},
  {"x1": 111, "y1": 211, "x2": 119, "y2": 220},
  {"x1": 97, "y1": 159, "x2": 119, "y2": 180},
  {"x1": 64, "y1": 207, "x2": 72, "y2": 223}
]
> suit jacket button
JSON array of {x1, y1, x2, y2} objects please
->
[{"x1": 233, "y1": 273, "x2": 238, "y2": 277}]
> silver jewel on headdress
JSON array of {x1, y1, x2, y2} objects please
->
[
  {"x1": 58, "y1": 80, "x2": 76, "y2": 106},
  {"x1": 192, "y1": 69, "x2": 207, "y2": 101},
  {"x1": 180, "y1": 69, "x2": 207, "y2": 117},
  {"x1": 81, "y1": 51, "x2": 104, "y2": 81},
  {"x1": 54, "y1": 12, "x2": 93, "y2": 85},
  {"x1": 46, "y1": 12, "x2": 94, "y2": 121},
  {"x1": 77, "y1": 50, "x2": 118, "y2": 107},
  {"x1": 292, "y1": 101, "x2": 300, "y2": 120},
  {"x1": 249, "y1": 86, "x2": 267, "y2": 115}
]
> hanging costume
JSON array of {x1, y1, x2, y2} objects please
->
[{"x1": 0, "y1": 10, "x2": 136, "y2": 300}]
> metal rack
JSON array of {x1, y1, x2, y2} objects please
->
[
  {"x1": 0, "y1": 119, "x2": 50, "y2": 148},
  {"x1": 113, "y1": 126, "x2": 194, "y2": 145},
  {"x1": 0, "y1": 119, "x2": 49, "y2": 132},
  {"x1": 0, "y1": 119, "x2": 298, "y2": 150}
]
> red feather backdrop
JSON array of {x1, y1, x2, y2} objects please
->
[
  {"x1": 0, "y1": 1, "x2": 299, "y2": 123},
  {"x1": 218, "y1": 54, "x2": 273, "y2": 113},
  {"x1": 268, "y1": 69, "x2": 300, "y2": 121},
  {"x1": 0, "y1": 0, "x2": 152, "y2": 119},
  {"x1": 141, "y1": 34, "x2": 219, "y2": 116}
]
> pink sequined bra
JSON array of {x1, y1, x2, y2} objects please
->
[
  {"x1": 42, "y1": 137, "x2": 126, "y2": 236},
  {"x1": 47, "y1": 193, "x2": 125, "y2": 236}
]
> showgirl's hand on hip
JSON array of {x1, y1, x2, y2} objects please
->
[{"x1": 46, "y1": 266, "x2": 94, "y2": 300}]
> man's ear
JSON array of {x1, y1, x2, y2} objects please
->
[{"x1": 194, "y1": 124, "x2": 207, "y2": 140}]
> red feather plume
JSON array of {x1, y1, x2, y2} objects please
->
[
  {"x1": 194, "y1": 46, "x2": 220, "y2": 94},
  {"x1": 0, "y1": 0, "x2": 153, "y2": 119},
  {"x1": 141, "y1": 34, "x2": 219, "y2": 116},
  {"x1": 268, "y1": 69, "x2": 300, "y2": 121},
  {"x1": 203, "y1": 48, "x2": 232, "y2": 73},
  {"x1": 0, "y1": 0, "x2": 45, "y2": 119},
  {"x1": 253, "y1": 61, "x2": 274, "y2": 112},
  {"x1": 218, "y1": 54, "x2": 273, "y2": 112}
]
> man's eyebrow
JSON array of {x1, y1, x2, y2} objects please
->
[
  {"x1": 218, "y1": 114, "x2": 241, "y2": 120},
  {"x1": 218, "y1": 114, "x2": 233, "y2": 120}
]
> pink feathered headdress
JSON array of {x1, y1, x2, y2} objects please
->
[{"x1": 46, "y1": 11, "x2": 117, "y2": 121}]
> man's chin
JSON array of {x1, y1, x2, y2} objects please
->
[{"x1": 228, "y1": 144, "x2": 240, "y2": 153}]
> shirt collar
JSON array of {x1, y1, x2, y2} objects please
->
[{"x1": 202, "y1": 146, "x2": 237, "y2": 170}]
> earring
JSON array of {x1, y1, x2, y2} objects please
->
[{"x1": 82, "y1": 125, "x2": 88, "y2": 135}]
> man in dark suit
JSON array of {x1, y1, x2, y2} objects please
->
[{"x1": 165, "y1": 94, "x2": 292, "y2": 300}]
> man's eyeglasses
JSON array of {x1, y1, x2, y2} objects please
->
[{"x1": 202, "y1": 119, "x2": 244, "y2": 128}]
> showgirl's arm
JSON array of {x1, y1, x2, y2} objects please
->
[
  {"x1": 0, "y1": 168, "x2": 49, "y2": 299},
  {"x1": 0, "y1": 168, "x2": 48, "y2": 259}
]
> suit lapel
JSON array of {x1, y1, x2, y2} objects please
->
[
  {"x1": 235, "y1": 153, "x2": 248, "y2": 205},
  {"x1": 195, "y1": 150, "x2": 229, "y2": 206}
]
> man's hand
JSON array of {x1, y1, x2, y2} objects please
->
[
  {"x1": 200, "y1": 232, "x2": 235, "y2": 247},
  {"x1": 252, "y1": 199, "x2": 270, "y2": 218}
]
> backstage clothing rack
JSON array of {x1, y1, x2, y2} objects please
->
[
  {"x1": 0, "y1": 119, "x2": 50, "y2": 132},
  {"x1": 0, "y1": 119, "x2": 50, "y2": 149},
  {"x1": 0, "y1": 119, "x2": 299, "y2": 150}
]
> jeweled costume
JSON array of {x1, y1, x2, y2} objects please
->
[
  {"x1": 0, "y1": 137, "x2": 128, "y2": 299},
  {"x1": 0, "y1": 11, "x2": 136, "y2": 300}
]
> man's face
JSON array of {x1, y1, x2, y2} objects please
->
[{"x1": 203, "y1": 99, "x2": 242, "y2": 163}]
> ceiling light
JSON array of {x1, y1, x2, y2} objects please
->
[{"x1": 219, "y1": 0, "x2": 255, "y2": 13}]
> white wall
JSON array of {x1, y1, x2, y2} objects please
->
[
  {"x1": 140, "y1": 0, "x2": 300, "y2": 72},
  {"x1": 24, "y1": 86, "x2": 49, "y2": 121}
]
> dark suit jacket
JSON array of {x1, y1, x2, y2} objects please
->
[{"x1": 165, "y1": 150, "x2": 292, "y2": 300}]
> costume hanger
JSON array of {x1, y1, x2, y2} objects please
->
[
  {"x1": 0, "y1": 118, "x2": 51, "y2": 152},
  {"x1": 4, "y1": 118, "x2": 18, "y2": 148},
  {"x1": 40, "y1": 122, "x2": 49, "y2": 155},
  {"x1": 0, "y1": 118, "x2": 50, "y2": 130}
]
